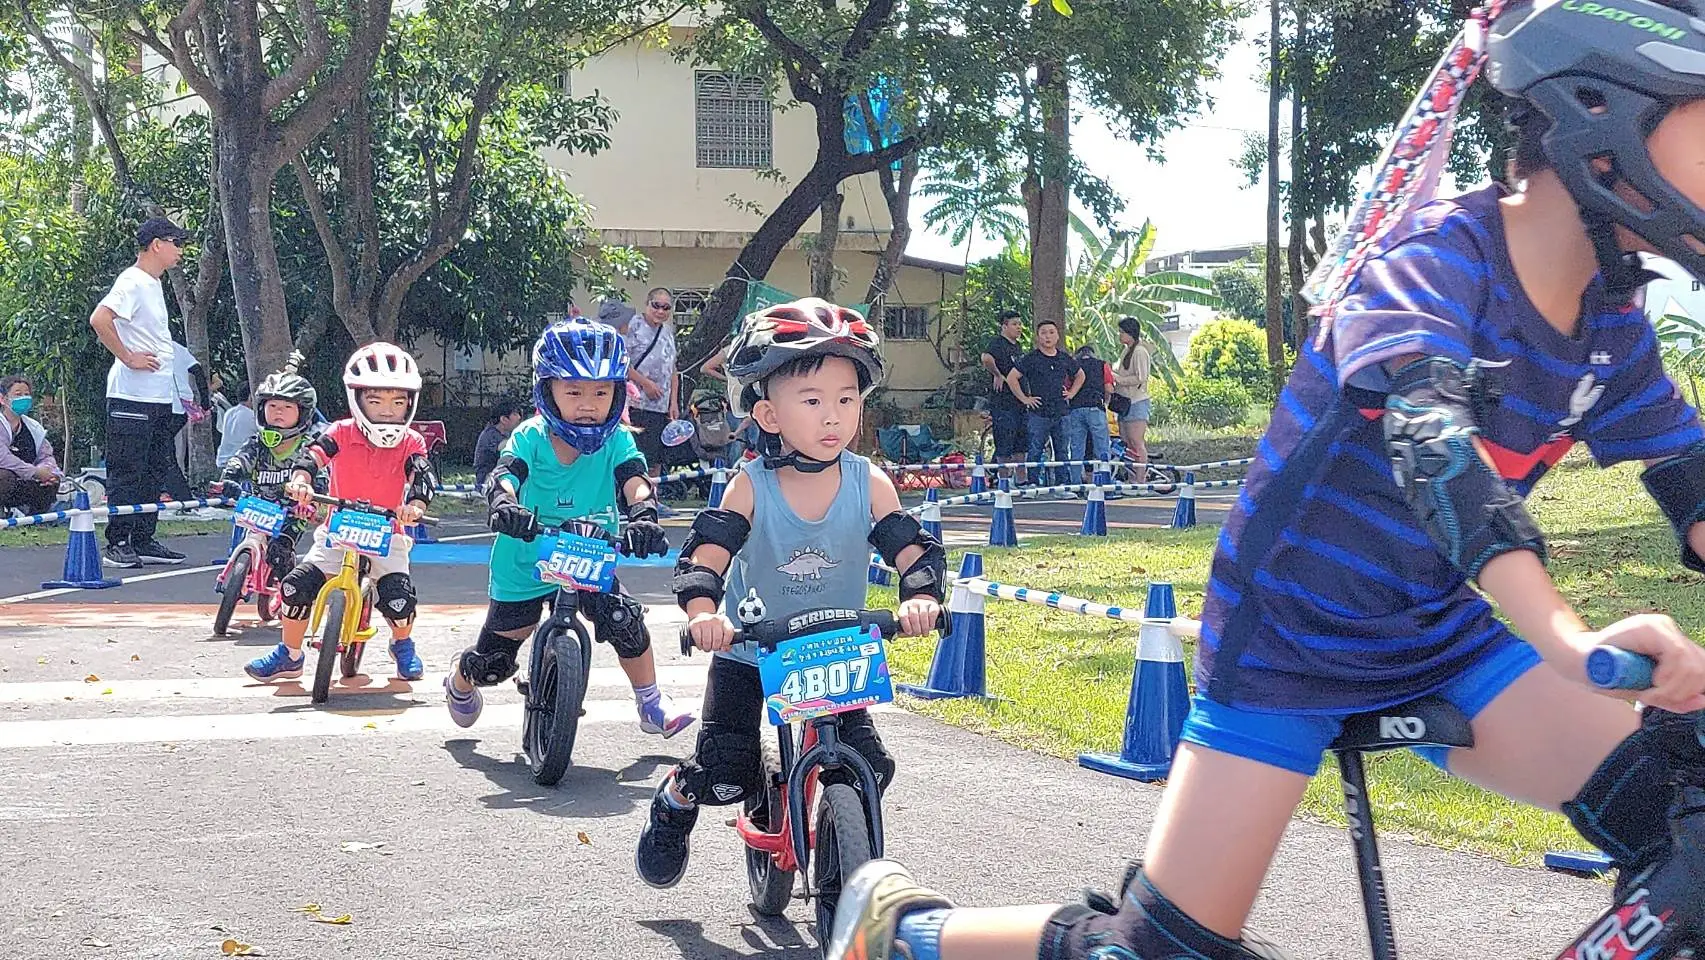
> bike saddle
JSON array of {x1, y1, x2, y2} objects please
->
[{"x1": 1329, "y1": 695, "x2": 1474, "y2": 754}]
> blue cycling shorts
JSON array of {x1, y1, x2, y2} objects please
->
[{"x1": 1178, "y1": 631, "x2": 1543, "y2": 775}]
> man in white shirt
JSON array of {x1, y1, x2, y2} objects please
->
[{"x1": 88, "y1": 216, "x2": 191, "y2": 568}]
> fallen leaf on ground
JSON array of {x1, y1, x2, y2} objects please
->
[
  {"x1": 130, "y1": 654, "x2": 140, "y2": 662},
  {"x1": 409, "y1": 780, "x2": 426, "y2": 786},
  {"x1": 290, "y1": 904, "x2": 321, "y2": 914},
  {"x1": 577, "y1": 832, "x2": 591, "y2": 845},
  {"x1": 101, "y1": 688, "x2": 113, "y2": 695},
  {"x1": 80, "y1": 937, "x2": 110, "y2": 948},
  {"x1": 63, "y1": 696, "x2": 73, "y2": 701},
  {"x1": 338, "y1": 841, "x2": 385, "y2": 853},
  {"x1": 50, "y1": 911, "x2": 62, "y2": 919},
  {"x1": 220, "y1": 938, "x2": 264, "y2": 956},
  {"x1": 362, "y1": 722, "x2": 377, "y2": 730},
  {"x1": 36, "y1": 656, "x2": 46, "y2": 664},
  {"x1": 309, "y1": 914, "x2": 353, "y2": 926},
  {"x1": 83, "y1": 674, "x2": 99, "y2": 683}
]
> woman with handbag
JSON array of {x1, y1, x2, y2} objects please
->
[{"x1": 1111, "y1": 317, "x2": 1152, "y2": 469}]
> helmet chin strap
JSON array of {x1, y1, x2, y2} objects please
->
[
  {"x1": 756, "y1": 429, "x2": 839, "y2": 473},
  {"x1": 1584, "y1": 213, "x2": 1655, "y2": 303}
]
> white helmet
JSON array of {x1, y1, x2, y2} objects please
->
[{"x1": 342, "y1": 342, "x2": 422, "y2": 449}]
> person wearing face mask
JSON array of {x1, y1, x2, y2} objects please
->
[{"x1": 0, "y1": 374, "x2": 62, "y2": 517}]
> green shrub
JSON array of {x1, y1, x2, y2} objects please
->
[
  {"x1": 1169, "y1": 376, "x2": 1252, "y2": 429},
  {"x1": 1186, "y1": 318, "x2": 1271, "y2": 399}
]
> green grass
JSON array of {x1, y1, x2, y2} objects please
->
[
  {"x1": 0, "y1": 518, "x2": 234, "y2": 549},
  {"x1": 873, "y1": 452, "x2": 1690, "y2": 866}
]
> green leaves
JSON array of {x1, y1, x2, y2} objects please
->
[{"x1": 1064, "y1": 218, "x2": 1219, "y2": 389}]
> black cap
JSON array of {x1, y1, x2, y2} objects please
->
[{"x1": 137, "y1": 217, "x2": 191, "y2": 248}]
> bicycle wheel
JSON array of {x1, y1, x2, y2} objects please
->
[
  {"x1": 311, "y1": 591, "x2": 346, "y2": 704},
  {"x1": 1147, "y1": 464, "x2": 1181, "y2": 495},
  {"x1": 746, "y1": 739, "x2": 795, "y2": 916},
  {"x1": 213, "y1": 551, "x2": 250, "y2": 637},
  {"x1": 340, "y1": 639, "x2": 365, "y2": 678},
  {"x1": 527, "y1": 627, "x2": 588, "y2": 786},
  {"x1": 812, "y1": 783, "x2": 875, "y2": 951},
  {"x1": 256, "y1": 587, "x2": 279, "y2": 624}
]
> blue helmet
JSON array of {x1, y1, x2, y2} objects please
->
[{"x1": 532, "y1": 319, "x2": 630, "y2": 453}]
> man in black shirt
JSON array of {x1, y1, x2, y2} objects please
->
[
  {"x1": 1066, "y1": 344, "x2": 1112, "y2": 484},
  {"x1": 979, "y1": 310, "x2": 1029, "y2": 484},
  {"x1": 1006, "y1": 319, "x2": 1083, "y2": 491}
]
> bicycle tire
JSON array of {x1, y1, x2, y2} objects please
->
[
  {"x1": 1148, "y1": 465, "x2": 1180, "y2": 496},
  {"x1": 746, "y1": 738, "x2": 795, "y2": 916},
  {"x1": 528, "y1": 628, "x2": 588, "y2": 786},
  {"x1": 257, "y1": 589, "x2": 279, "y2": 624},
  {"x1": 311, "y1": 591, "x2": 346, "y2": 704},
  {"x1": 340, "y1": 639, "x2": 365, "y2": 678},
  {"x1": 213, "y1": 550, "x2": 250, "y2": 637},
  {"x1": 812, "y1": 783, "x2": 875, "y2": 952}
]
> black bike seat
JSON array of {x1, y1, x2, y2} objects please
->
[{"x1": 1329, "y1": 695, "x2": 1474, "y2": 754}]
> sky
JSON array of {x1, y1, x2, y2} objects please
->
[{"x1": 905, "y1": 9, "x2": 1276, "y2": 266}]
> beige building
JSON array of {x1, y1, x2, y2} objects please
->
[{"x1": 418, "y1": 19, "x2": 962, "y2": 411}]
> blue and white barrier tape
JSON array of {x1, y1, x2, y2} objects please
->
[
  {"x1": 960, "y1": 578, "x2": 1205, "y2": 640},
  {"x1": 914, "y1": 478, "x2": 1244, "y2": 513},
  {"x1": 1, "y1": 497, "x2": 237, "y2": 529}
]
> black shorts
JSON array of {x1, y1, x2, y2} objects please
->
[
  {"x1": 629, "y1": 409, "x2": 668, "y2": 472},
  {"x1": 990, "y1": 406, "x2": 1028, "y2": 458},
  {"x1": 484, "y1": 577, "x2": 633, "y2": 634}
]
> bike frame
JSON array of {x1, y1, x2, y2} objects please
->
[
  {"x1": 734, "y1": 712, "x2": 886, "y2": 884},
  {"x1": 307, "y1": 536, "x2": 382, "y2": 647},
  {"x1": 218, "y1": 527, "x2": 277, "y2": 604}
]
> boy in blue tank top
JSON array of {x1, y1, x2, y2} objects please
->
[
  {"x1": 441, "y1": 319, "x2": 694, "y2": 738},
  {"x1": 820, "y1": 4, "x2": 1705, "y2": 960},
  {"x1": 635, "y1": 298, "x2": 948, "y2": 889}
]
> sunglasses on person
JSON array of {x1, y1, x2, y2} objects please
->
[{"x1": 649, "y1": 300, "x2": 673, "y2": 311}]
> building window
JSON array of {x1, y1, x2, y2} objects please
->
[
  {"x1": 882, "y1": 305, "x2": 931, "y2": 341},
  {"x1": 670, "y1": 287, "x2": 713, "y2": 340},
  {"x1": 696, "y1": 72, "x2": 772, "y2": 169}
]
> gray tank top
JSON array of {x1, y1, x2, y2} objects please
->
[{"x1": 718, "y1": 452, "x2": 872, "y2": 666}]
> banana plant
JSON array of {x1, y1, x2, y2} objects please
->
[
  {"x1": 1657, "y1": 311, "x2": 1705, "y2": 409},
  {"x1": 1065, "y1": 214, "x2": 1220, "y2": 388}
]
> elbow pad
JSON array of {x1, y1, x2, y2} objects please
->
[
  {"x1": 1382, "y1": 357, "x2": 1545, "y2": 579},
  {"x1": 485, "y1": 455, "x2": 528, "y2": 509},
  {"x1": 670, "y1": 509, "x2": 752, "y2": 610},
  {"x1": 405, "y1": 453, "x2": 437, "y2": 506},
  {"x1": 869, "y1": 510, "x2": 947, "y2": 603},
  {"x1": 1641, "y1": 442, "x2": 1705, "y2": 574}
]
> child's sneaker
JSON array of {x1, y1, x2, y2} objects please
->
[
  {"x1": 635, "y1": 775, "x2": 698, "y2": 889},
  {"x1": 638, "y1": 693, "x2": 696, "y2": 738},
  {"x1": 245, "y1": 643, "x2": 304, "y2": 681},
  {"x1": 391, "y1": 639, "x2": 424, "y2": 680},
  {"x1": 444, "y1": 673, "x2": 483, "y2": 728}
]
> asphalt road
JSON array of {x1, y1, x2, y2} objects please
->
[{"x1": 0, "y1": 490, "x2": 1614, "y2": 959}]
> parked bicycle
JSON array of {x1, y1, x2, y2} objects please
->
[{"x1": 682, "y1": 603, "x2": 946, "y2": 952}]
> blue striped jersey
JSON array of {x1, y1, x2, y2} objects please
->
[{"x1": 1196, "y1": 185, "x2": 1702, "y2": 713}]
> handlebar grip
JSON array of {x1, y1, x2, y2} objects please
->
[
  {"x1": 678, "y1": 623, "x2": 747, "y2": 657},
  {"x1": 1587, "y1": 647, "x2": 1656, "y2": 691}
]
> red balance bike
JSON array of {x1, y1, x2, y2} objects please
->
[{"x1": 683, "y1": 601, "x2": 946, "y2": 953}]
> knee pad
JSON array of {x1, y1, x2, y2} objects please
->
[
  {"x1": 1564, "y1": 708, "x2": 1705, "y2": 891},
  {"x1": 375, "y1": 573, "x2": 415, "y2": 624},
  {"x1": 265, "y1": 532, "x2": 298, "y2": 572},
  {"x1": 1039, "y1": 867, "x2": 1293, "y2": 960},
  {"x1": 584, "y1": 592, "x2": 651, "y2": 659},
  {"x1": 673, "y1": 724, "x2": 764, "y2": 806},
  {"x1": 459, "y1": 629, "x2": 523, "y2": 687},
  {"x1": 279, "y1": 564, "x2": 326, "y2": 620}
]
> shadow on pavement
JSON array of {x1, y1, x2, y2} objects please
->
[
  {"x1": 636, "y1": 911, "x2": 818, "y2": 959},
  {"x1": 440, "y1": 739, "x2": 659, "y2": 818}
]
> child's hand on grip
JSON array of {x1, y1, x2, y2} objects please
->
[
  {"x1": 1583, "y1": 613, "x2": 1705, "y2": 713},
  {"x1": 285, "y1": 478, "x2": 314, "y2": 504},
  {"x1": 688, "y1": 612, "x2": 736, "y2": 652},
  {"x1": 398, "y1": 501, "x2": 427, "y2": 525},
  {"x1": 898, "y1": 597, "x2": 942, "y2": 637}
]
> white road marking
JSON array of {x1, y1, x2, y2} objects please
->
[{"x1": 0, "y1": 564, "x2": 226, "y2": 606}]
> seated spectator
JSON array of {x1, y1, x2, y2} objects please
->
[
  {"x1": 0, "y1": 374, "x2": 62, "y2": 516},
  {"x1": 474, "y1": 397, "x2": 527, "y2": 488}
]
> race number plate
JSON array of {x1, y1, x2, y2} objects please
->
[
  {"x1": 536, "y1": 532, "x2": 618, "y2": 592},
  {"x1": 232, "y1": 496, "x2": 287, "y2": 536},
  {"x1": 758, "y1": 625, "x2": 893, "y2": 726},
  {"x1": 325, "y1": 510, "x2": 393, "y2": 558}
]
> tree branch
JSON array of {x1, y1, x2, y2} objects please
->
[
  {"x1": 274, "y1": 0, "x2": 394, "y2": 163},
  {"x1": 157, "y1": 0, "x2": 223, "y2": 110},
  {"x1": 841, "y1": 0, "x2": 897, "y2": 62},
  {"x1": 262, "y1": 0, "x2": 332, "y2": 111},
  {"x1": 17, "y1": 1, "x2": 136, "y2": 188},
  {"x1": 737, "y1": 0, "x2": 824, "y2": 81},
  {"x1": 843, "y1": 131, "x2": 923, "y2": 175},
  {"x1": 292, "y1": 156, "x2": 369, "y2": 340},
  {"x1": 572, "y1": 3, "x2": 688, "y2": 66}
]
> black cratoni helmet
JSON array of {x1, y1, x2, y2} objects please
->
[
  {"x1": 1489, "y1": 0, "x2": 1705, "y2": 292},
  {"x1": 253, "y1": 352, "x2": 318, "y2": 448}
]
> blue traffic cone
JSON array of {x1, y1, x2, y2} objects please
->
[
  {"x1": 988, "y1": 477, "x2": 1018, "y2": 547},
  {"x1": 1081, "y1": 465, "x2": 1109, "y2": 537},
  {"x1": 1171, "y1": 471, "x2": 1197, "y2": 529},
  {"x1": 1544, "y1": 851, "x2": 1613, "y2": 876},
  {"x1": 1078, "y1": 582, "x2": 1188, "y2": 781},
  {"x1": 969, "y1": 455, "x2": 986, "y2": 495},
  {"x1": 920, "y1": 486, "x2": 943, "y2": 543},
  {"x1": 43, "y1": 490, "x2": 121, "y2": 590},
  {"x1": 707, "y1": 459, "x2": 728, "y2": 509},
  {"x1": 898, "y1": 552, "x2": 986, "y2": 700},
  {"x1": 868, "y1": 552, "x2": 893, "y2": 586}
]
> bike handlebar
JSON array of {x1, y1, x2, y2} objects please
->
[
  {"x1": 309, "y1": 493, "x2": 438, "y2": 525},
  {"x1": 1587, "y1": 647, "x2": 1656, "y2": 691},
  {"x1": 679, "y1": 607, "x2": 946, "y2": 656}
]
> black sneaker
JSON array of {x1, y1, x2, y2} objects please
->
[
  {"x1": 635, "y1": 776, "x2": 698, "y2": 889},
  {"x1": 102, "y1": 543, "x2": 142, "y2": 569},
  {"x1": 132, "y1": 539, "x2": 186, "y2": 565}
]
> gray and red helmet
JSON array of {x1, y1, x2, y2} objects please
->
[
  {"x1": 723, "y1": 298, "x2": 886, "y2": 417},
  {"x1": 1489, "y1": 0, "x2": 1705, "y2": 286}
]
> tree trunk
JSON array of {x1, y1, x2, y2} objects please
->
[
  {"x1": 1031, "y1": 58, "x2": 1070, "y2": 328},
  {"x1": 1286, "y1": 7, "x2": 1310, "y2": 358},
  {"x1": 1263, "y1": 0, "x2": 1286, "y2": 399},
  {"x1": 866, "y1": 153, "x2": 918, "y2": 306},
  {"x1": 217, "y1": 125, "x2": 294, "y2": 386},
  {"x1": 810, "y1": 190, "x2": 844, "y2": 299}
]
